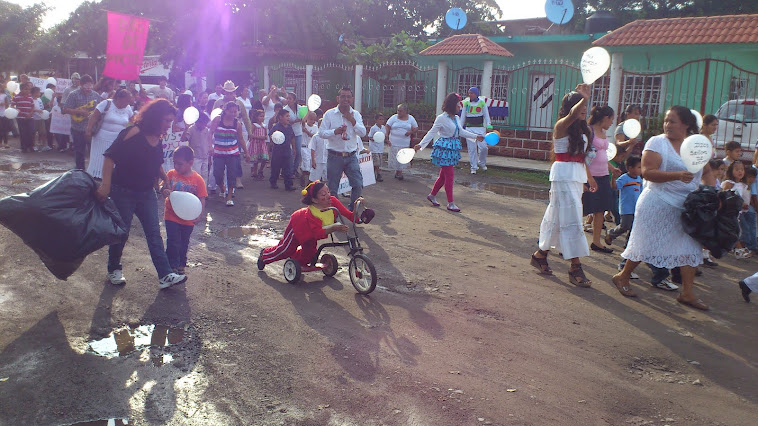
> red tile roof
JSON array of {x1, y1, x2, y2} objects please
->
[
  {"x1": 594, "y1": 14, "x2": 758, "y2": 47},
  {"x1": 420, "y1": 34, "x2": 514, "y2": 57}
]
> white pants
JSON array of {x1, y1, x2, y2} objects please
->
[
  {"x1": 194, "y1": 158, "x2": 212, "y2": 189},
  {"x1": 742, "y1": 272, "x2": 758, "y2": 292},
  {"x1": 466, "y1": 126, "x2": 487, "y2": 171},
  {"x1": 311, "y1": 162, "x2": 327, "y2": 182}
]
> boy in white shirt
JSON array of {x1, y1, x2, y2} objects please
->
[
  {"x1": 181, "y1": 112, "x2": 212, "y2": 190},
  {"x1": 31, "y1": 87, "x2": 46, "y2": 151},
  {"x1": 309, "y1": 110, "x2": 327, "y2": 182},
  {"x1": 301, "y1": 112, "x2": 319, "y2": 186},
  {"x1": 368, "y1": 113, "x2": 387, "y2": 182}
]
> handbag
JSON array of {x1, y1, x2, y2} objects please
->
[{"x1": 90, "y1": 100, "x2": 111, "y2": 136}]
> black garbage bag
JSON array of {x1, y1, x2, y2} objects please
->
[
  {"x1": 0, "y1": 170, "x2": 126, "y2": 280},
  {"x1": 681, "y1": 185, "x2": 741, "y2": 259}
]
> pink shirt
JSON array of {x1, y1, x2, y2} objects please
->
[{"x1": 588, "y1": 134, "x2": 609, "y2": 177}]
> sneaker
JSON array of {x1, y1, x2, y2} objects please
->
[
  {"x1": 702, "y1": 258, "x2": 718, "y2": 268},
  {"x1": 653, "y1": 278, "x2": 679, "y2": 291},
  {"x1": 447, "y1": 202, "x2": 461, "y2": 212},
  {"x1": 470, "y1": 170, "x2": 476, "y2": 174},
  {"x1": 107, "y1": 270, "x2": 126, "y2": 285},
  {"x1": 376, "y1": 173, "x2": 383, "y2": 182},
  {"x1": 159, "y1": 272, "x2": 187, "y2": 289},
  {"x1": 480, "y1": 165, "x2": 487, "y2": 171},
  {"x1": 257, "y1": 249, "x2": 265, "y2": 271},
  {"x1": 40, "y1": 146, "x2": 53, "y2": 152}
]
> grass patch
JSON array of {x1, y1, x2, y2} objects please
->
[{"x1": 483, "y1": 168, "x2": 550, "y2": 186}]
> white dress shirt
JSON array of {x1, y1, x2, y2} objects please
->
[
  {"x1": 317, "y1": 106, "x2": 367, "y2": 153},
  {"x1": 417, "y1": 113, "x2": 480, "y2": 150}
]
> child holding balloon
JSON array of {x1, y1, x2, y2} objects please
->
[
  {"x1": 161, "y1": 146, "x2": 207, "y2": 274},
  {"x1": 414, "y1": 93, "x2": 484, "y2": 212},
  {"x1": 368, "y1": 113, "x2": 387, "y2": 182},
  {"x1": 722, "y1": 161, "x2": 754, "y2": 258},
  {"x1": 248, "y1": 109, "x2": 269, "y2": 180}
]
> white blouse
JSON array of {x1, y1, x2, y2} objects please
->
[{"x1": 417, "y1": 113, "x2": 479, "y2": 150}]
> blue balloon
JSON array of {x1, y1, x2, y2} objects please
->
[
  {"x1": 445, "y1": 8, "x2": 467, "y2": 30},
  {"x1": 545, "y1": 0, "x2": 574, "y2": 25},
  {"x1": 484, "y1": 132, "x2": 500, "y2": 146}
]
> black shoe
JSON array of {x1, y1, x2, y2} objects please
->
[
  {"x1": 739, "y1": 280, "x2": 752, "y2": 302},
  {"x1": 257, "y1": 249, "x2": 265, "y2": 271},
  {"x1": 590, "y1": 243, "x2": 613, "y2": 253},
  {"x1": 703, "y1": 258, "x2": 719, "y2": 268},
  {"x1": 270, "y1": 184, "x2": 279, "y2": 189},
  {"x1": 376, "y1": 173, "x2": 383, "y2": 182},
  {"x1": 695, "y1": 268, "x2": 703, "y2": 277},
  {"x1": 285, "y1": 186, "x2": 296, "y2": 191}
]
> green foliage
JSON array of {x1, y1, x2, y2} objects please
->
[
  {"x1": 364, "y1": 102, "x2": 437, "y2": 121},
  {"x1": 0, "y1": 0, "x2": 48, "y2": 72},
  {"x1": 339, "y1": 32, "x2": 430, "y2": 66}
]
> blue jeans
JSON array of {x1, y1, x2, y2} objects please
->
[
  {"x1": 647, "y1": 264, "x2": 681, "y2": 285},
  {"x1": 71, "y1": 129, "x2": 87, "y2": 169},
  {"x1": 269, "y1": 150, "x2": 293, "y2": 189},
  {"x1": 739, "y1": 210, "x2": 758, "y2": 251},
  {"x1": 292, "y1": 135, "x2": 303, "y2": 173},
  {"x1": 165, "y1": 220, "x2": 194, "y2": 269},
  {"x1": 327, "y1": 151, "x2": 362, "y2": 209},
  {"x1": 107, "y1": 185, "x2": 173, "y2": 279},
  {"x1": 213, "y1": 155, "x2": 241, "y2": 193}
]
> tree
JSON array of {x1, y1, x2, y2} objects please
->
[
  {"x1": 0, "y1": 0, "x2": 48, "y2": 73},
  {"x1": 339, "y1": 32, "x2": 431, "y2": 66}
]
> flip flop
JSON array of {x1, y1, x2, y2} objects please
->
[
  {"x1": 612, "y1": 274, "x2": 637, "y2": 297},
  {"x1": 677, "y1": 295, "x2": 709, "y2": 311}
]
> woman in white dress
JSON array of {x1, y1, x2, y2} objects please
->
[
  {"x1": 386, "y1": 104, "x2": 418, "y2": 180},
  {"x1": 612, "y1": 106, "x2": 712, "y2": 310},
  {"x1": 531, "y1": 84, "x2": 597, "y2": 287},
  {"x1": 86, "y1": 89, "x2": 134, "y2": 179}
]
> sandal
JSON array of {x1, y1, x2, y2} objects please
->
[
  {"x1": 676, "y1": 295, "x2": 709, "y2": 311},
  {"x1": 612, "y1": 274, "x2": 636, "y2": 297},
  {"x1": 590, "y1": 243, "x2": 613, "y2": 253},
  {"x1": 569, "y1": 264, "x2": 592, "y2": 287},
  {"x1": 530, "y1": 250, "x2": 553, "y2": 275}
]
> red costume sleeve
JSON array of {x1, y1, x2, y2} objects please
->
[
  {"x1": 329, "y1": 196, "x2": 356, "y2": 222},
  {"x1": 289, "y1": 207, "x2": 328, "y2": 243}
]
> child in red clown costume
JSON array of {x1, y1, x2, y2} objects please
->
[{"x1": 257, "y1": 181, "x2": 372, "y2": 271}]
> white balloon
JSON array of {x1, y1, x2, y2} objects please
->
[
  {"x1": 183, "y1": 106, "x2": 200, "y2": 125},
  {"x1": 6, "y1": 81, "x2": 17, "y2": 93},
  {"x1": 580, "y1": 46, "x2": 611, "y2": 85},
  {"x1": 271, "y1": 130, "x2": 285, "y2": 145},
  {"x1": 210, "y1": 108, "x2": 223, "y2": 121},
  {"x1": 184, "y1": 90, "x2": 193, "y2": 96},
  {"x1": 41, "y1": 110, "x2": 50, "y2": 120},
  {"x1": 44, "y1": 88, "x2": 54, "y2": 99},
  {"x1": 307, "y1": 94, "x2": 321, "y2": 111},
  {"x1": 373, "y1": 131, "x2": 385, "y2": 143},
  {"x1": 13, "y1": 84, "x2": 20, "y2": 95},
  {"x1": 46, "y1": 77, "x2": 57, "y2": 86},
  {"x1": 680, "y1": 134, "x2": 713, "y2": 173},
  {"x1": 4, "y1": 108, "x2": 19, "y2": 119},
  {"x1": 169, "y1": 191, "x2": 203, "y2": 221},
  {"x1": 622, "y1": 119, "x2": 642, "y2": 139},
  {"x1": 691, "y1": 109, "x2": 703, "y2": 130},
  {"x1": 606, "y1": 142, "x2": 617, "y2": 160},
  {"x1": 396, "y1": 148, "x2": 415, "y2": 165}
]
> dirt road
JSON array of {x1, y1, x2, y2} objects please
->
[{"x1": 1, "y1": 149, "x2": 756, "y2": 425}]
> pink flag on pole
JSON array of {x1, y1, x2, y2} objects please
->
[{"x1": 102, "y1": 11, "x2": 150, "y2": 80}]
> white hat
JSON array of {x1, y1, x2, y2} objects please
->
[{"x1": 222, "y1": 80, "x2": 238, "y2": 92}]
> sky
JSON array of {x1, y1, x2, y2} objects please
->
[{"x1": 8, "y1": 0, "x2": 549, "y2": 29}]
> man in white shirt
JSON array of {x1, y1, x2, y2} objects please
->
[
  {"x1": 317, "y1": 87, "x2": 366, "y2": 209},
  {"x1": 284, "y1": 92, "x2": 304, "y2": 178},
  {"x1": 146, "y1": 76, "x2": 175, "y2": 103},
  {"x1": 208, "y1": 84, "x2": 224, "y2": 104}
]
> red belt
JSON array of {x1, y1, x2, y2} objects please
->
[{"x1": 555, "y1": 153, "x2": 585, "y2": 163}]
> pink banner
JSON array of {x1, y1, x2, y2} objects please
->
[{"x1": 102, "y1": 11, "x2": 150, "y2": 81}]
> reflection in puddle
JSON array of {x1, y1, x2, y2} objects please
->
[
  {"x1": 88, "y1": 324, "x2": 185, "y2": 366},
  {"x1": 462, "y1": 181, "x2": 549, "y2": 200},
  {"x1": 0, "y1": 162, "x2": 34, "y2": 171},
  {"x1": 256, "y1": 212, "x2": 284, "y2": 222},
  {"x1": 221, "y1": 225, "x2": 281, "y2": 246},
  {"x1": 69, "y1": 417, "x2": 129, "y2": 425}
]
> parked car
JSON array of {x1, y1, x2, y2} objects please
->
[{"x1": 713, "y1": 99, "x2": 758, "y2": 159}]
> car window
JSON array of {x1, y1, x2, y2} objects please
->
[{"x1": 717, "y1": 101, "x2": 758, "y2": 123}]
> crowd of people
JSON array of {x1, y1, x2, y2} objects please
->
[{"x1": 2, "y1": 73, "x2": 757, "y2": 307}]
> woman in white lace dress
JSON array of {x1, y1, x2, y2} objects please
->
[
  {"x1": 612, "y1": 106, "x2": 712, "y2": 310},
  {"x1": 531, "y1": 84, "x2": 598, "y2": 287}
]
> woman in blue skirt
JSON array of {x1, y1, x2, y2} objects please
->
[{"x1": 415, "y1": 93, "x2": 484, "y2": 212}]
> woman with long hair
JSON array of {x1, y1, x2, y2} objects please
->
[
  {"x1": 530, "y1": 84, "x2": 598, "y2": 287},
  {"x1": 612, "y1": 106, "x2": 712, "y2": 310},
  {"x1": 85, "y1": 89, "x2": 134, "y2": 179},
  {"x1": 95, "y1": 99, "x2": 187, "y2": 289}
]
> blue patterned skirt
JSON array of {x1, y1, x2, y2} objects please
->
[{"x1": 431, "y1": 137, "x2": 462, "y2": 167}]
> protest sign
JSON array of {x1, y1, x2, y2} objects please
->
[
  {"x1": 29, "y1": 77, "x2": 47, "y2": 91},
  {"x1": 161, "y1": 129, "x2": 187, "y2": 172},
  {"x1": 103, "y1": 11, "x2": 150, "y2": 81},
  {"x1": 50, "y1": 107, "x2": 71, "y2": 136},
  {"x1": 337, "y1": 153, "x2": 376, "y2": 194},
  {"x1": 55, "y1": 78, "x2": 72, "y2": 94}
]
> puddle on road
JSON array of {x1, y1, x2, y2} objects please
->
[
  {"x1": 462, "y1": 181, "x2": 549, "y2": 201},
  {"x1": 256, "y1": 212, "x2": 284, "y2": 222},
  {"x1": 68, "y1": 418, "x2": 129, "y2": 425},
  {"x1": 87, "y1": 324, "x2": 185, "y2": 366},
  {"x1": 220, "y1": 225, "x2": 281, "y2": 246}
]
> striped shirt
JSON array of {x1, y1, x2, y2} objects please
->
[
  {"x1": 213, "y1": 118, "x2": 240, "y2": 156},
  {"x1": 12, "y1": 95, "x2": 34, "y2": 119}
]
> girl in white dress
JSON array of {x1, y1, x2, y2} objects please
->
[
  {"x1": 531, "y1": 84, "x2": 597, "y2": 287},
  {"x1": 386, "y1": 104, "x2": 418, "y2": 180},
  {"x1": 613, "y1": 106, "x2": 712, "y2": 310},
  {"x1": 86, "y1": 89, "x2": 133, "y2": 179}
]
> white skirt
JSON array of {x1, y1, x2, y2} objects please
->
[
  {"x1": 87, "y1": 129, "x2": 120, "y2": 179},
  {"x1": 388, "y1": 145, "x2": 408, "y2": 171},
  {"x1": 301, "y1": 146, "x2": 312, "y2": 172},
  {"x1": 538, "y1": 180, "x2": 590, "y2": 259},
  {"x1": 621, "y1": 188, "x2": 702, "y2": 269}
]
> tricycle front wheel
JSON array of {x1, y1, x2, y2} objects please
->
[
  {"x1": 283, "y1": 259, "x2": 302, "y2": 284},
  {"x1": 348, "y1": 254, "x2": 377, "y2": 294}
]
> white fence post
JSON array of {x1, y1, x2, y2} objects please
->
[
  {"x1": 608, "y1": 52, "x2": 624, "y2": 136},
  {"x1": 263, "y1": 65, "x2": 270, "y2": 90},
  {"x1": 305, "y1": 64, "x2": 313, "y2": 98},
  {"x1": 482, "y1": 60, "x2": 493, "y2": 98},
  {"x1": 436, "y1": 60, "x2": 448, "y2": 115},
  {"x1": 354, "y1": 64, "x2": 363, "y2": 113}
]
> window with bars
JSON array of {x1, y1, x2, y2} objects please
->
[
  {"x1": 283, "y1": 68, "x2": 306, "y2": 101},
  {"x1": 491, "y1": 71, "x2": 509, "y2": 101},
  {"x1": 729, "y1": 76, "x2": 753, "y2": 100},
  {"x1": 622, "y1": 75, "x2": 664, "y2": 118},
  {"x1": 455, "y1": 70, "x2": 482, "y2": 97},
  {"x1": 591, "y1": 76, "x2": 610, "y2": 107},
  {"x1": 380, "y1": 81, "x2": 427, "y2": 107}
]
